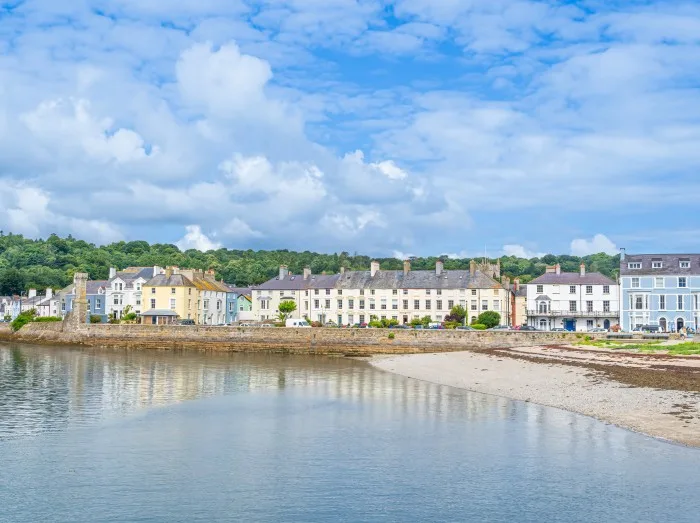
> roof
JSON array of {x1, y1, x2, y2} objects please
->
[
  {"x1": 144, "y1": 274, "x2": 195, "y2": 287},
  {"x1": 620, "y1": 254, "x2": 700, "y2": 276},
  {"x1": 257, "y1": 269, "x2": 501, "y2": 291},
  {"x1": 535, "y1": 295, "x2": 551, "y2": 301},
  {"x1": 63, "y1": 280, "x2": 108, "y2": 297},
  {"x1": 112, "y1": 267, "x2": 158, "y2": 290},
  {"x1": 140, "y1": 309, "x2": 179, "y2": 317},
  {"x1": 529, "y1": 272, "x2": 615, "y2": 285},
  {"x1": 192, "y1": 277, "x2": 230, "y2": 293},
  {"x1": 225, "y1": 286, "x2": 253, "y2": 296}
]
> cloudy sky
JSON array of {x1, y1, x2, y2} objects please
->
[{"x1": 1, "y1": 1, "x2": 698, "y2": 258}]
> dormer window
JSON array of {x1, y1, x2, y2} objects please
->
[
  {"x1": 651, "y1": 260, "x2": 663, "y2": 269},
  {"x1": 628, "y1": 262, "x2": 641, "y2": 269},
  {"x1": 680, "y1": 260, "x2": 690, "y2": 269}
]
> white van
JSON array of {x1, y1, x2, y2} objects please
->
[{"x1": 286, "y1": 319, "x2": 311, "y2": 328}]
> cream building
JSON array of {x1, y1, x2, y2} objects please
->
[{"x1": 142, "y1": 269, "x2": 197, "y2": 323}]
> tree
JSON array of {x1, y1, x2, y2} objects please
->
[
  {"x1": 476, "y1": 311, "x2": 501, "y2": 329},
  {"x1": 444, "y1": 305, "x2": 466, "y2": 324},
  {"x1": 421, "y1": 315, "x2": 432, "y2": 327},
  {"x1": 278, "y1": 300, "x2": 297, "y2": 320},
  {"x1": 0, "y1": 268, "x2": 26, "y2": 295}
]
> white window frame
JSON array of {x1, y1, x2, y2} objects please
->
[
  {"x1": 659, "y1": 295, "x2": 666, "y2": 310},
  {"x1": 680, "y1": 260, "x2": 690, "y2": 269},
  {"x1": 536, "y1": 285, "x2": 543, "y2": 294},
  {"x1": 678, "y1": 277, "x2": 687, "y2": 288},
  {"x1": 652, "y1": 261, "x2": 663, "y2": 269},
  {"x1": 654, "y1": 277, "x2": 664, "y2": 288},
  {"x1": 628, "y1": 262, "x2": 642, "y2": 269},
  {"x1": 678, "y1": 295, "x2": 684, "y2": 311},
  {"x1": 631, "y1": 277, "x2": 640, "y2": 289}
]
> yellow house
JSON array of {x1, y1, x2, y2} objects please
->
[{"x1": 142, "y1": 269, "x2": 198, "y2": 323}]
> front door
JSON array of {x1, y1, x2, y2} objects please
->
[
  {"x1": 564, "y1": 319, "x2": 576, "y2": 331},
  {"x1": 603, "y1": 319, "x2": 610, "y2": 330},
  {"x1": 677, "y1": 318, "x2": 684, "y2": 331}
]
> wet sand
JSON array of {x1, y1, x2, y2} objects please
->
[{"x1": 370, "y1": 345, "x2": 700, "y2": 447}]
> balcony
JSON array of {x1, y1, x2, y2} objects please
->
[{"x1": 527, "y1": 309, "x2": 615, "y2": 317}]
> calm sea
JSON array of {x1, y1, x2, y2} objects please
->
[{"x1": 0, "y1": 343, "x2": 698, "y2": 523}]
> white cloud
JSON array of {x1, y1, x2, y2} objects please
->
[
  {"x1": 570, "y1": 234, "x2": 618, "y2": 256},
  {"x1": 176, "y1": 225, "x2": 222, "y2": 252},
  {"x1": 392, "y1": 250, "x2": 415, "y2": 260},
  {"x1": 503, "y1": 244, "x2": 545, "y2": 259}
]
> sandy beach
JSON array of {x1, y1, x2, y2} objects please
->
[{"x1": 370, "y1": 345, "x2": 700, "y2": 447}]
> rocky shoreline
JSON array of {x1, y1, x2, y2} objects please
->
[{"x1": 370, "y1": 345, "x2": 700, "y2": 447}]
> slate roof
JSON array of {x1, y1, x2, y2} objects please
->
[
  {"x1": 529, "y1": 272, "x2": 615, "y2": 285},
  {"x1": 256, "y1": 275, "x2": 314, "y2": 291},
  {"x1": 534, "y1": 295, "x2": 551, "y2": 301},
  {"x1": 620, "y1": 254, "x2": 700, "y2": 276},
  {"x1": 112, "y1": 267, "x2": 159, "y2": 290},
  {"x1": 224, "y1": 286, "x2": 253, "y2": 296},
  {"x1": 63, "y1": 281, "x2": 108, "y2": 296},
  {"x1": 144, "y1": 274, "x2": 195, "y2": 287},
  {"x1": 140, "y1": 309, "x2": 179, "y2": 317}
]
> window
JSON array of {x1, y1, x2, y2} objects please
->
[
  {"x1": 536, "y1": 285, "x2": 543, "y2": 294},
  {"x1": 337, "y1": 299, "x2": 343, "y2": 309},
  {"x1": 392, "y1": 300, "x2": 398, "y2": 310},
  {"x1": 425, "y1": 300, "x2": 431, "y2": 310},
  {"x1": 680, "y1": 260, "x2": 690, "y2": 269},
  {"x1": 652, "y1": 261, "x2": 663, "y2": 269},
  {"x1": 304, "y1": 301, "x2": 309, "y2": 311},
  {"x1": 586, "y1": 301, "x2": 593, "y2": 312},
  {"x1": 305, "y1": 290, "x2": 309, "y2": 296},
  {"x1": 403, "y1": 289, "x2": 408, "y2": 295},
  {"x1": 436, "y1": 300, "x2": 442, "y2": 310},
  {"x1": 481, "y1": 300, "x2": 488, "y2": 311},
  {"x1": 338, "y1": 289, "x2": 343, "y2": 295},
  {"x1": 569, "y1": 286, "x2": 576, "y2": 294},
  {"x1": 188, "y1": 300, "x2": 192, "y2": 309},
  {"x1": 188, "y1": 288, "x2": 192, "y2": 295},
  {"x1": 493, "y1": 300, "x2": 499, "y2": 311},
  {"x1": 96, "y1": 299, "x2": 101, "y2": 308},
  {"x1": 678, "y1": 295, "x2": 684, "y2": 310},
  {"x1": 568, "y1": 301, "x2": 577, "y2": 312},
  {"x1": 151, "y1": 288, "x2": 156, "y2": 294},
  {"x1": 114, "y1": 297, "x2": 120, "y2": 305},
  {"x1": 654, "y1": 277, "x2": 664, "y2": 288},
  {"x1": 436, "y1": 289, "x2": 442, "y2": 296},
  {"x1": 326, "y1": 289, "x2": 331, "y2": 295},
  {"x1": 229, "y1": 302, "x2": 234, "y2": 312},
  {"x1": 586, "y1": 286, "x2": 593, "y2": 294},
  {"x1": 279, "y1": 291, "x2": 284, "y2": 297},
  {"x1": 170, "y1": 299, "x2": 176, "y2": 310},
  {"x1": 349, "y1": 299, "x2": 354, "y2": 309},
  {"x1": 631, "y1": 278, "x2": 640, "y2": 288},
  {"x1": 587, "y1": 320, "x2": 594, "y2": 329},
  {"x1": 359, "y1": 289, "x2": 364, "y2": 296},
  {"x1": 414, "y1": 300, "x2": 420, "y2": 310},
  {"x1": 471, "y1": 300, "x2": 477, "y2": 311},
  {"x1": 392, "y1": 289, "x2": 398, "y2": 295},
  {"x1": 603, "y1": 285, "x2": 610, "y2": 294},
  {"x1": 369, "y1": 289, "x2": 375, "y2": 296},
  {"x1": 659, "y1": 295, "x2": 666, "y2": 310},
  {"x1": 632, "y1": 296, "x2": 646, "y2": 310},
  {"x1": 493, "y1": 289, "x2": 499, "y2": 296},
  {"x1": 150, "y1": 299, "x2": 156, "y2": 309},
  {"x1": 448, "y1": 300, "x2": 454, "y2": 309},
  {"x1": 203, "y1": 300, "x2": 209, "y2": 309},
  {"x1": 314, "y1": 299, "x2": 319, "y2": 309},
  {"x1": 628, "y1": 262, "x2": 642, "y2": 269},
  {"x1": 679, "y1": 277, "x2": 687, "y2": 288},
  {"x1": 325, "y1": 299, "x2": 331, "y2": 309},
  {"x1": 348, "y1": 314, "x2": 354, "y2": 324},
  {"x1": 171, "y1": 288, "x2": 176, "y2": 294},
  {"x1": 381, "y1": 299, "x2": 387, "y2": 310},
  {"x1": 315, "y1": 289, "x2": 320, "y2": 295},
  {"x1": 359, "y1": 300, "x2": 365, "y2": 309},
  {"x1": 370, "y1": 301, "x2": 376, "y2": 310},
  {"x1": 359, "y1": 315, "x2": 365, "y2": 324},
  {"x1": 136, "y1": 299, "x2": 141, "y2": 306},
  {"x1": 471, "y1": 290, "x2": 477, "y2": 296},
  {"x1": 403, "y1": 300, "x2": 408, "y2": 309},
  {"x1": 603, "y1": 301, "x2": 610, "y2": 313},
  {"x1": 426, "y1": 289, "x2": 431, "y2": 295},
  {"x1": 217, "y1": 301, "x2": 221, "y2": 310},
  {"x1": 136, "y1": 284, "x2": 141, "y2": 291}
]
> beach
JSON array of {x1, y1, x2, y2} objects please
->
[{"x1": 370, "y1": 345, "x2": 700, "y2": 447}]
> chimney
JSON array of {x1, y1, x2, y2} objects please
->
[
  {"x1": 545, "y1": 265, "x2": 556, "y2": 274},
  {"x1": 514, "y1": 278, "x2": 520, "y2": 291},
  {"x1": 403, "y1": 260, "x2": 411, "y2": 276},
  {"x1": 303, "y1": 267, "x2": 311, "y2": 280},
  {"x1": 154, "y1": 266, "x2": 163, "y2": 276},
  {"x1": 370, "y1": 260, "x2": 380, "y2": 277},
  {"x1": 620, "y1": 248, "x2": 626, "y2": 261},
  {"x1": 340, "y1": 267, "x2": 345, "y2": 275},
  {"x1": 46, "y1": 288, "x2": 53, "y2": 299},
  {"x1": 28, "y1": 289, "x2": 37, "y2": 299},
  {"x1": 109, "y1": 267, "x2": 117, "y2": 279},
  {"x1": 436, "y1": 260, "x2": 444, "y2": 276},
  {"x1": 580, "y1": 263, "x2": 586, "y2": 277},
  {"x1": 555, "y1": 264, "x2": 561, "y2": 275},
  {"x1": 279, "y1": 265, "x2": 287, "y2": 280},
  {"x1": 469, "y1": 260, "x2": 476, "y2": 277}
]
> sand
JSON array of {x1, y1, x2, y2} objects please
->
[{"x1": 370, "y1": 345, "x2": 700, "y2": 447}]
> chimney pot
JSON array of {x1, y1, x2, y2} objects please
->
[
  {"x1": 403, "y1": 260, "x2": 411, "y2": 276},
  {"x1": 370, "y1": 261, "x2": 380, "y2": 278}
]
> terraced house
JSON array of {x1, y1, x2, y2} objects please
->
[
  {"x1": 619, "y1": 253, "x2": 700, "y2": 332},
  {"x1": 253, "y1": 260, "x2": 512, "y2": 326}
]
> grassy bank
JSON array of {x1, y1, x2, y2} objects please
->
[{"x1": 578, "y1": 338, "x2": 700, "y2": 355}]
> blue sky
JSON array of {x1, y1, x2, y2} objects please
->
[{"x1": 1, "y1": 0, "x2": 699, "y2": 258}]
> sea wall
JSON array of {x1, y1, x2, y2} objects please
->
[{"x1": 0, "y1": 322, "x2": 602, "y2": 355}]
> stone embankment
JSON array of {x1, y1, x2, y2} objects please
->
[{"x1": 0, "y1": 322, "x2": 600, "y2": 354}]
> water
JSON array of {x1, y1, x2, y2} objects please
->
[{"x1": 1, "y1": 344, "x2": 699, "y2": 523}]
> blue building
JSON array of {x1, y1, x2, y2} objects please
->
[
  {"x1": 224, "y1": 286, "x2": 253, "y2": 324},
  {"x1": 62, "y1": 280, "x2": 109, "y2": 322},
  {"x1": 620, "y1": 253, "x2": 700, "y2": 332}
]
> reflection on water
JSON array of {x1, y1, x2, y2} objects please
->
[{"x1": 1, "y1": 343, "x2": 700, "y2": 523}]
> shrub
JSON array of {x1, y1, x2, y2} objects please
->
[
  {"x1": 443, "y1": 321, "x2": 460, "y2": 330},
  {"x1": 368, "y1": 320, "x2": 383, "y2": 328},
  {"x1": 89, "y1": 315, "x2": 102, "y2": 324},
  {"x1": 476, "y1": 311, "x2": 501, "y2": 329},
  {"x1": 122, "y1": 312, "x2": 138, "y2": 322},
  {"x1": 33, "y1": 316, "x2": 62, "y2": 323},
  {"x1": 108, "y1": 318, "x2": 120, "y2": 324},
  {"x1": 470, "y1": 324, "x2": 487, "y2": 330},
  {"x1": 388, "y1": 332, "x2": 395, "y2": 340},
  {"x1": 11, "y1": 309, "x2": 36, "y2": 332}
]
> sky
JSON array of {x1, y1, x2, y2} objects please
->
[{"x1": 0, "y1": 0, "x2": 699, "y2": 258}]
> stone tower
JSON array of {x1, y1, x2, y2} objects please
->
[{"x1": 65, "y1": 272, "x2": 89, "y2": 327}]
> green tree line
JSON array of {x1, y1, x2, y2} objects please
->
[{"x1": 0, "y1": 232, "x2": 621, "y2": 295}]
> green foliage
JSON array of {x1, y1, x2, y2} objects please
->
[
  {"x1": 476, "y1": 311, "x2": 501, "y2": 329},
  {"x1": 89, "y1": 315, "x2": 103, "y2": 324},
  {"x1": 444, "y1": 305, "x2": 467, "y2": 324},
  {"x1": 122, "y1": 312, "x2": 138, "y2": 322},
  {"x1": 388, "y1": 332, "x2": 395, "y2": 339},
  {"x1": 278, "y1": 300, "x2": 297, "y2": 320},
  {"x1": 470, "y1": 324, "x2": 487, "y2": 330},
  {"x1": 409, "y1": 318, "x2": 422, "y2": 327},
  {"x1": 368, "y1": 320, "x2": 384, "y2": 328},
  {"x1": 443, "y1": 321, "x2": 460, "y2": 329},
  {"x1": 33, "y1": 316, "x2": 61, "y2": 323},
  {"x1": 421, "y1": 315, "x2": 432, "y2": 327},
  {"x1": 11, "y1": 309, "x2": 36, "y2": 332},
  {"x1": 0, "y1": 232, "x2": 621, "y2": 290},
  {"x1": 3, "y1": 314, "x2": 10, "y2": 322}
]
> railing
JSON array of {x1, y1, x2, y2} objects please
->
[{"x1": 527, "y1": 310, "x2": 615, "y2": 317}]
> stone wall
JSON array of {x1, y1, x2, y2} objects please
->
[{"x1": 0, "y1": 322, "x2": 601, "y2": 355}]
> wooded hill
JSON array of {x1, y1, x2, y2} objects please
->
[{"x1": 0, "y1": 232, "x2": 621, "y2": 295}]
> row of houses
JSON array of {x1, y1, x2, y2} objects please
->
[{"x1": 4, "y1": 251, "x2": 699, "y2": 332}]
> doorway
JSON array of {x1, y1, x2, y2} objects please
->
[
  {"x1": 659, "y1": 318, "x2": 667, "y2": 332},
  {"x1": 603, "y1": 319, "x2": 611, "y2": 330},
  {"x1": 564, "y1": 319, "x2": 576, "y2": 331},
  {"x1": 677, "y1": 318, "x2": 684, "y2": 332}
]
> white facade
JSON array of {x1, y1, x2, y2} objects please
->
[
  {"x1": 526, "y1": 264, "x2": 620, "y2": 332},
  {"x1": 198, "y1": 289, "x2": 228, "y2": 325},
  {"x1": 106, "y1": 267, "x2": 162, "y2": 319}
]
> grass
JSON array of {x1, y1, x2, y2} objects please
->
[
  {"x1": 577, "y1": 337, "x2": 700, "y2": 355},
  {"x1": 636, "y1": 342, "x2": 700, "y2": 356}
]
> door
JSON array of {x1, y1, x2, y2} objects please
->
[
  {"x1": 564, "y1": 320, "x2": 575, "y2": 331},
  {"x1": 659, "y1": 318, "x2": 667, "y2": 332},
  {"x1": 603, "y1": 319, "x2": 610, "y2": 330},
  {"x1": 677, "y1": 318, "x2": 684, "y2": 332}
]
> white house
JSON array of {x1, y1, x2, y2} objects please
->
[
  {"x1": 106, "y1": 266, "x2": 163, "y2": 319},
  {"x1": 526, "y1": 263, "x2": 619, "y2": 332}
]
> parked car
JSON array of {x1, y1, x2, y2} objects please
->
[
  {"x1": 286, "y1": 319, "x2": 311, "y2": 328},
  {"x1": 550, "y1": 327, "x2": 567, "y2": 332},
  {"x1": 518, "y1": 325, "x2": 538, "y2": 331},
  {"x1": 389, "y1": 324, "x2": 409, "y2": 329},
  {"x1": 489, "y1": 325, "x2": 511, "y2": 331},
  {"x1": 178, "y1": 319, "x2": 195, "y2": 325},
  {"x1": 588, "y1": 327, "x2": 608, "y2": 333},
  {"x1": 456, "y1": 326, "x2": 475, "y2": 331}
]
